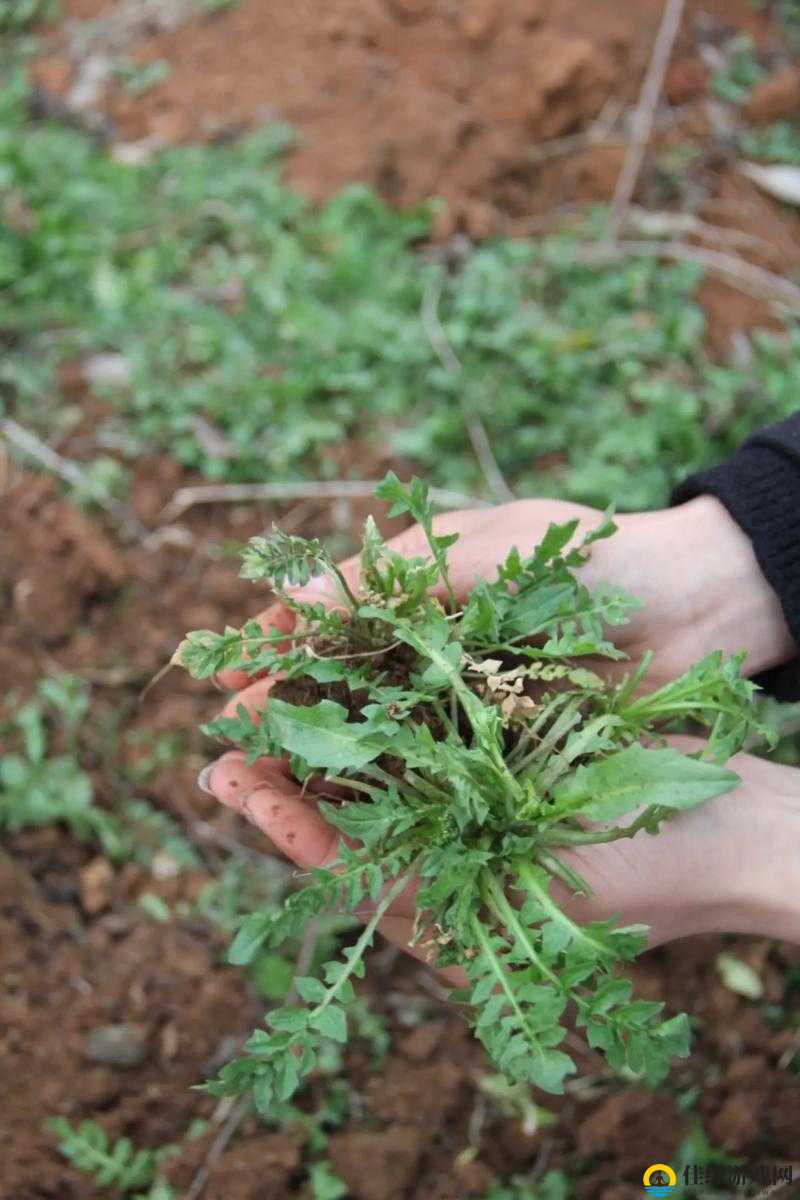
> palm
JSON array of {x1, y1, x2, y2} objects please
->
[
  {"x1": 301, "y1": 498, "x2": 729, "y2": 687},
  {"x1": 218, "y1": 498, "x2": 706, "y2": 694},
  {"x1": 208, "y1": 743, "x2": 777, "y2": 954},
  {"x1": 204, "y1": 495, "x2": 794, "y2": 955}
]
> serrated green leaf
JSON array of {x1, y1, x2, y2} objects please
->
[
  {"x1": 309, "y1": 1161, "x2": 348, "y2": 1200},
  {"x1": 266, "y1": 699, "x2": 386, "y2": 771},
  {"x1": 267, "y1": 1006, "x2": 310, "y2": 1034},
  {"x1": 228, "y1": 913, "x2": 274, "y2": 965},
  {"x1": 309, "y1": 1004, "x2": 348, "y2": 1043},
  {"x1": 295, "y1": 976, "x2": 329, "y2": 1004},
  {"x1": 552, "y1": 745, "x2": 739, "y2": 822},
  {"x1": 320, "y1": 795, "x2": 399, "y2": 848}
]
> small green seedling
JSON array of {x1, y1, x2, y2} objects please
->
[
  {"x1": 178, "y1": 474, "x2": 765, "y2": 1113},
  {"x1": 0, "y1": 675, "x2": 200, "y2": 870},
  {"x1": 46, "y1": 1118, "x2": 175, "y2": 1198},
  {"x1": 0, "y1": 0, "x2": 57, "y2": 31}
]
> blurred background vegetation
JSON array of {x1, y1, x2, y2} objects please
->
[{"x1": 2, "y1": 2, "x2": 800, "y2": 1198}]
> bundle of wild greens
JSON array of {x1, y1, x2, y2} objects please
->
[{"x1": 178, "y1": 475, "x2": 764, "y2": 1114}]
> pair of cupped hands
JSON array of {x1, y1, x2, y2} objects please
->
[{"x1": 199, "y1": 493, "x2": 800, "y2": 961}]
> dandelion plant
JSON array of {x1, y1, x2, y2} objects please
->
[{"x1": 178, "y1": 474, "x2": 766, "y2": 1114}]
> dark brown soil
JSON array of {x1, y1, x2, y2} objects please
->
[
  {"x1": 271, "y1": 676, "x2": 364, "y2": 713},
  {"x1": 270, "y1": 641, "x2": 431, "y2": 720}
]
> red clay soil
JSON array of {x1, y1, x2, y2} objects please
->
[
  {"x1": 30, "y1": 0, "x2": 789, "y2": 220},
  {"x1": 2, "y1": 465, "x2": 800, "y2": 1200},
  {"x1": 31, "y1": 0, "x2": 800, "y2": 353},
  {"x1": 36, "y1": 0, "x2": 660, "y2": 222},
  {"x1": 10, "y1": 2, "x2": 800, "y2": 1194}
]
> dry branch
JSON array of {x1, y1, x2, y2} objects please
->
[
  {"x1": 605, "y1": 0, "x2": 687, "y2": 245},
  {"x1": 0, "y1": 417, "x2": 149, "y2": 541},
  {"x1": 596, "y1": 240, "x2": 800, "y2": 311},
  {"x1": 157, "y1": 479, "x2": 490, "y2": 525},
  {"x1": 421, "y1": 275, "x2": 515, "y2": 503}
]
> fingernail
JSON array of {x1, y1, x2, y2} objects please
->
[
  {"x1": 197, "y1": 763, "x2": 217, "y2": 795},
  {"x1": 210, "y1": 676, "x2": 226, "y2": 693}
]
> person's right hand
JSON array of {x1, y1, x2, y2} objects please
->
[
  {"x1": 217, "y1": 492, "x2": 794, "y2": 699},
  {"x1": 205, "y1": 739, "x2": 800, "y2": 951}
]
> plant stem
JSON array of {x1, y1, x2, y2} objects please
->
[
  {"x1": 326, "y1": 776, "x2": 388, "y2": 799},
  {"x1": 535, "y1": 714, "x2": 617, "y2": 793},
  {"x1": 482, "y1": 871, "x2": 563, "y2": 991},
  {"x1": 470, "y1": 907, "x2": 559, "y2": 1084},
  {"x1": 329, "y1": 562, "x2": 361, "y2": 613},
  {"x1": 403, "y1": 770, "x2": 452, "y2": 804},
  {"x1": 308, "y1": 872, "x2": 410, "y2": 1018},
  {"x1": 516, "y1": 862, "x2": 614, "y2": 961},
  {"x1": 471, "y1": 913, "x2": 541, "y2": 1025},
  {"x1": 506, "y1": 695, "x2": 570, "y2": 770},
  {"x1": 537, "y1": 807, "x2": 659, "y2": 846},
  {"x1": 431, "y1": 698, "x2": 459, "y2": 739},
  {"x1": 512, "y1": 697, "x2": 582, "y2": 777},
  {"x1": 534, "y1": 848, "x2": 595, "y2": 898},
  {"x1": 358, "y1": 763, "x2": 442, "y2": 803}
]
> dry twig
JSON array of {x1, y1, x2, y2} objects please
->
[
  {"x1": 512, "y1": 203, "x2": 799, "y2": 310},
  {"x1": 421, "y1": 275, "x2": 515, "y2": 503},
  {"x1": 626, "y1": 207, "x2": 777, "y2": 256},
  {"x1": 0, "y1": 417, "x2": 149, "y2": 541},
  {"x1": 605, "y1": 0, "x2": 687, "y2": 245},
  {"x1": 184, "y1": 1093, "x2": 251, "y2": 1200},
  {"x1": 527, "y1": 96, "x2": 625, "y2": 165},
  {"x1": 157, "y1": 478, "x2": 489, "y2": 525},
  {"x1": 752, "y1": 1166, "x2": 800, "y2": 1200},
  {"x1": 591, "y1": 240, "x2": 800, "y2": 311},
  {"x1": 184, "y1": 919, "x2": 322, "y2": 1200}
]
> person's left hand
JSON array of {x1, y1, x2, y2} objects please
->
[{"x1": 201, "y1": 739, "x2": 800, "y2": 958}]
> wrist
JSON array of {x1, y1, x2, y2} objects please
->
[
  {"x1": 674, "y1": 495, "x2": 795, "y2": 676},
  {"x1": 557, "y1": 754, "x2": 800, "y2": 947},
  {"x1": 698, "y1": 758, "x2": 800, "y2": 944}
]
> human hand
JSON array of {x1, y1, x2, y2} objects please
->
[
  {"x1": 204, "y1": 740, "x2": 800, "y2": 951},
  {"x1": 201, "y1": 493, "x2": 798, "y2": 959},
  {"x1": 217, "y1": 493, "x2": 794, "y2": 698}
]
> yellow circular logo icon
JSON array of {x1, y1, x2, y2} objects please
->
[{"x1": 643, "y1": 1164, "x2": 677, "y2": 1197}]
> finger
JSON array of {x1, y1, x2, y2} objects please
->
[
  {"x1": 219, "y1": 676, "x2": 280, "y2": 724},
  {"x1": 291, "y1": 507, "x2": 495, "y2": 608},
  {"x1": 215, "y1": 601, "x2": 296, "y2": 691},
  {"x1": 216, "y1": 507, "x2": 500, "y2": 692},
  {"x1": 205, "y1": 754, "x2": 465, "y2": 981},
  {"x1": 198, "y1": 749, "x2": 293, "y2": 804},
  {"x1": 236, "y1": 783, "x2": 341, "y2": 870},
  {"x1": 390, "y1": 507, "x2": 510, "y2": 600},
  {"x1": 291, "y1": 500, "x2": 599, "y2": 609},
  {"x1": 277, "y1": 507, "x2": 503, "y2": 620},
  {"x1": 199, "y1": 750, "x2": 292, "y2": 857},
  {"x1": 213, "y1": 764, "x2": 418, "y2": 919},
  {"x1": 217, "y1": 498, "x2": 600, "y2": 697}
]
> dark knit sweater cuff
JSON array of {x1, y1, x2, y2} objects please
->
[{"x1": 672, "y1": 424, "x2": 800, "y2": 700}]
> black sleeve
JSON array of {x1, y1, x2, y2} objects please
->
[{"x1": 671, "y1": 413, "x2": 800, "y2": 701}]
